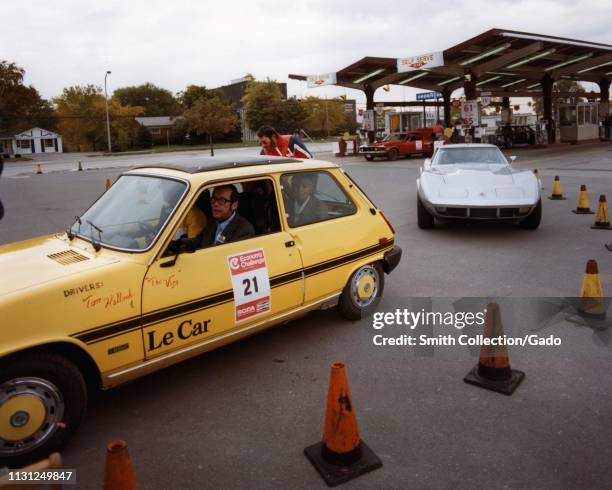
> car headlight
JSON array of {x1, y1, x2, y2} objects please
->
[
  {"x1": 519, "y1": 207, "x2": 530, "y2": 214},
  {"x1": 435, "y1": 206, "x2": 447, "y2": 213}
]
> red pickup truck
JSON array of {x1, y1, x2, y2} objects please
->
[{"x1": 360, "y1": 129, "x2": 435, "y2": 161}]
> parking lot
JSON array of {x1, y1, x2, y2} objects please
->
[{"x1": 1, "y1": 143, "x2": 611, "y2": 488}]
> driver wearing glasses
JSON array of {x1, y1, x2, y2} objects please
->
[{"x1": 201, "y1": 184, "x2": 255, "y2": 246}]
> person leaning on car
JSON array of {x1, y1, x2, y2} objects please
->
[
  {"x1": 257, "y1": 126, "x2": 313, "y2": 159},
  {"x1": 200, "y1": 184, "x2": 254, "y2": 246}
]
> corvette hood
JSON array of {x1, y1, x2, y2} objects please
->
[
  {"x1": 0, "y1": 234, "x2": 120, "y2": 297},
  {"x1": 420, "y1": 164, "x2": 539, "y2": 203},
  {"x1": 440, "y1": 165, "x2": 516, "y2": 188}
]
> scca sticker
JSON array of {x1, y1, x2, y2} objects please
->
[{"x1": 227, "y1": 248, "x2": 271, "y2": 322}]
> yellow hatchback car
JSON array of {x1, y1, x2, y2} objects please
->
[{"x1": 0, "y1": 156, "x2": 401, "y2": 466}]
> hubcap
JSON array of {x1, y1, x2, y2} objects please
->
[
  {"x1": 350, "y1": 265, "x2": 379, "y2": 308},
  {"x1": 0, "y1": 378, "x2": 64, "y2": 456}
]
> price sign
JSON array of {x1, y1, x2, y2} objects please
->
[
  {"x1": 461, "y1": 100, "x2": 480, "y2": 127},
  {"x1": 227, "y1": 248, "x2": 271, "y2": 322}
]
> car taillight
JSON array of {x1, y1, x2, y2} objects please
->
[{"x1": 379, "y1": 210, "x2": 395, "y2": 235}]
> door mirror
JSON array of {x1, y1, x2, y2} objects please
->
[
  {"x1": 423, "y1": 158, "x2": 432, "y2": 170},
  {"x1": 509, "y1": 155, "x2": 517, "y2": 164}
]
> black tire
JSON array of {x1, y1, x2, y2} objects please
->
[
  {"x1": 387, "y1": 148, "x2": 399, "y2": 161},
  {"x1": 364, "y1": 155, "x2": 374, "y2": 161},
  {"x1": 0, "y1": 352, "x2": 87, "y2": 468},
  {"x1": 520, "y1": 199, "x2": 541, "y2": 230},
  {"x1": 338, "y1": 262, "x2": 385, "y2": 321},
  {"x1": 417, "y1": 194, "x2": 435, "y2": 229}
]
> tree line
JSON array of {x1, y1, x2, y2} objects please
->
[{"x1": 1, "y1": 61, "x2": 357, "y2": 152}]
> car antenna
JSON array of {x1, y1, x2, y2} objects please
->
[
  {"x1": 86, "y1": 219, "x2": 103, "y2": 251},
  {"x1": 67, "y1": 215, "x2": 82, "y2": 240}
]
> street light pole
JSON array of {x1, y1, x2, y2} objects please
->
[{"x1": 104, "y1": 70, "x2": 112, "y2": 153}]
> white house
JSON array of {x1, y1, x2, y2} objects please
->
[{"x1": 0, "y1": 127, "x2": 63, "y2": 156}]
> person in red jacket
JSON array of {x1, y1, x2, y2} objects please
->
[{"x1": 257, "y1": 126, "x2": 313, "y2": 159}]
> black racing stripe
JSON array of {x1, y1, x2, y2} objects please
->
[
  {"x1": 304, "y1": 241, "x2": 393, "y2": 278},
  {"x1": 270, "y1": 270, "x2": 303, "y2": 287},
  {"x1": 143, "y1": 290, "x2": 235, "y2": 326},
  {"x1": 75, "y1": 317, "x2": 142, "y2": 343},
  {"x1": 73, "y1": 241, "x2": 393, "y2": 344}
]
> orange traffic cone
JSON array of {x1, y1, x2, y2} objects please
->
[
  {"x1": 105, "y1": 178, "x2": 111, "y2": 191},
  {"x1": 464, "y1": 303, "x2": 525, "y2": 395},
  {"x1": 590, "y1": 195, "x2": 611, "y2": 230},
  {"x1": 35, "y1": 163, "x2": 43, "y2": 174},
  {"x1": 578, "y1": 260, "x2": 606, "y2": 319},
  {"x1": 304, "y1": 362, "x2": 382, "y2": 486},
  {"x1": 572, "y1": 185, "x2": 594, "y2": 214},
  {"x1": 548, "y1": 176, "x2": 566, "y2": 200},
  {"x1": 103, "y1": 440, "x2": 137, "y2": 490}
]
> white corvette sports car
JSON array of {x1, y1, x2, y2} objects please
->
[{"x1": 416, "y1": 144, "x2": 541, "y2": 229}]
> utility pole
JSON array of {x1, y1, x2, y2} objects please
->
[
  {"x1": 104, "y1": 70, "x2": 112, "y2": 153},
  {"x1": 325, "y1": 97, "x2": 330, "y2": 138}
]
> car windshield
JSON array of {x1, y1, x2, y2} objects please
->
[
  {"x1": 70, "y1": 175, "x2": 187, "y2": 251},
  {"x1": 382, "y1": 134, "x2": 404, "y2": 142},
  {"x1": 434, "y1": 147, "x2": 508, "y2": 165}
]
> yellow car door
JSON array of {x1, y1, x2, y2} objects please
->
[
  {"x1": 280, "y1": 170, "x2": 385, "y2": 304},
  {"x1": 141, "y1": 186, "x2": 303, "y2": 360}
]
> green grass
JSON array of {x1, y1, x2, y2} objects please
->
[
  {"x1": 89, "y1": 141, "x2": 261, "y2": 157},
  {"x1": 87, "y1": 137, "x2": 336, "y2": 157}
]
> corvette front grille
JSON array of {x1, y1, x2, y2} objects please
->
[{"x1": 436, "y1": 207, "x2": 528, "y2": 219}]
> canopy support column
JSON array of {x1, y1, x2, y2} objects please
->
[{"x1": 542, "y1": 75, "x2": 555, "y2": 143}]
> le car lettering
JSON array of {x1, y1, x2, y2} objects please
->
[
  {"x1": 64, "y1": 281, "x2": 104, "y2": 298},
  {"x1": 147, "y1": 319, "x2": 210, "y2": 350}
]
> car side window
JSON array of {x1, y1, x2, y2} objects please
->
[
  {"x1": 164, "y1": 178, "x2": 283, "y2": 255},
  {"x1": 281, "y1": 171, "x2": 357, "y2": 228}
]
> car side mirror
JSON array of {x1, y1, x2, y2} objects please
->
[
  {"x1": 423, "y1": 158, "x2": 432, "y2": 170},
  {"x1": 509, "y1": 155, "x2": 517, "y2": 164}
]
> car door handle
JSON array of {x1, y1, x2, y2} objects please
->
[{"x1": 285, "y1": 240, "x2": 295, "y2": 248}]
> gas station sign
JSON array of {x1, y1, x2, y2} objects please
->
[
  {"x1": 362, "y1": 110, "x2": 375, "y2": 131},
  {"x1": 397, "y1": 52, "x2": 444, "y2": 72},
  {"x1": 307, "y1": 72, "x2": 337, "y2": 88},
  {"x1": 461, "y1": 101, "x2": 480, "y2": 126}
]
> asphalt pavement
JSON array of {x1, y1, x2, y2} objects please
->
[{"x1": 0, "y1": 142, "x2": 611, "y2": 489}]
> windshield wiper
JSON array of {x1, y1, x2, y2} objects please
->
[
  {"x1": 86, "y1": 219, "x2": 103, "y2": 251},
  {"x1": 67, "y1": 216, "x2": 82, "y2": 240}
]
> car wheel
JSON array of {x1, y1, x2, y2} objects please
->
[
  {"x1": 364, "y1": 155, "x2": 374, "y2": 161},
  {"x1": 0, "y1": 352, "x2": 87, "y2": 468},
  {"x1": 417, "y1": 195, "x2": 435, "y2": 229},
  {"x1": 519, "y1": 199, "x2": 541, "y2": 230},
  {"x1": 338, "y1": 262, "x2": 384, "y2": 321},
  {"x1": 387, "y1": 149, "x2": 399, "y2": 161}
]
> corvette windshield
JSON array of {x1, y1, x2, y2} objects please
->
[
  {"x1": 434, "y1": 147, "x2": 508, "y2": 165},
  {"x1": 70, "y1": 175, "x2": 186, "y2": 251}
]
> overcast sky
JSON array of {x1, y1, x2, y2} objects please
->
[{"x1": 2, "y1": 0, "x2": 610, "y2": 105}]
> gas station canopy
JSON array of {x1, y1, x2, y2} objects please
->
[
  {"x1": 289, "y1": 28, "x2": 611, "y2": 142},
  {"x1": 289, "y1": 28, "x2": 612, "y2": 97}
]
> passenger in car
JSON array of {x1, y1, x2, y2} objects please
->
[
  {"x1": 289, "y1": 173, "x2": 326, "y2": 226},
  {"x1": 200, "y1": 184, "x2": 255, "y2": 246}
]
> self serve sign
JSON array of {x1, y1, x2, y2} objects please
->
[{"x1": 227, "y1": 248, "x2": 271, "y2": 322}]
